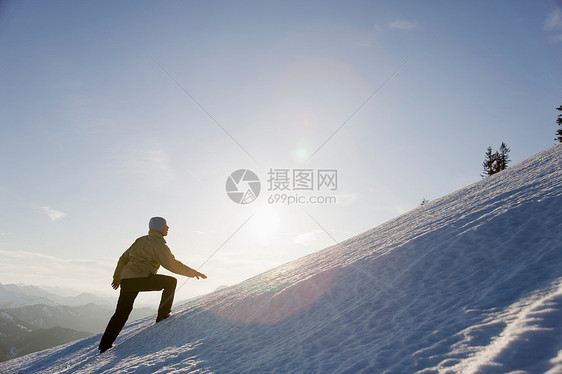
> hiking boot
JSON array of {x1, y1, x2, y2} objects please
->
[{"x1": 156, "y1": 313, "x2": 170, "y2": 323}]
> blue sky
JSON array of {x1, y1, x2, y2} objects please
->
[{"x1": 1, "y1": 1, "x2": 561, "y2": 301}]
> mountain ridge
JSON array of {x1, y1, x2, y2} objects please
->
[
  {"x1": 0, "y1": 283, "x2": 118, "y2": 308},
  {"x1": 0, "y1": 284, "x2": 156, "y2": 363}
]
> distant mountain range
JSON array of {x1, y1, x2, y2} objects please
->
[
  {"x1": 0, "y1": 283, "x2": 117, "y2": 308},
  {"x1": 0, "y1": 283, "x2": 155, "y2": 362}
]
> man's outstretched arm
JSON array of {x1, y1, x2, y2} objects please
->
[{"x1": 157, "y1": 245, "x2": 207, "y2": 279}]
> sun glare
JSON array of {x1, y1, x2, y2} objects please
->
[
  {"x1": 292, "y1": 147, "x2": 310, "y2": 162},
  {"x1": 249, "y1": 206, "x2": 281, "y2": 241}
]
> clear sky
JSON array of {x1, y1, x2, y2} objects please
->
[{"x1": 1, "y1": 1, "x2": 561, "y2": 302}]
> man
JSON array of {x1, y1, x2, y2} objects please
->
[{"x1": 99, "y1": 217, "x2": 207, "y2": 353}]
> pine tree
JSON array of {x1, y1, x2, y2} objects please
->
[
  {"x1": 482, "y1": 146, "x2": 496, "y2": 177},
  {"x1": 482, "y1": 143, "x2": 510, "y2": 178},
  {"x1": 554, "y1": 105, "x2": 562, "y2": 143},
  {"x1": 495, "y1": 142, "x2": 510, "y2": 172}
]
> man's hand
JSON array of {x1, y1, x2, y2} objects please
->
[
  {"x1": 194, "y1": 272, "x2": 207, "y2": 280},
  {"x1": 111, "y1": 280, "x2": 120, "y2": 290}
]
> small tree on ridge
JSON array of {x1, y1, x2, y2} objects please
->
[
  {"x1": 482, "y1": 142, "x2": 510, "y2": 178},
  {"x1": 554, "y1": 105, "x2": 562, "y2": 143},
  {"x1": 482, "y1": 146, "x2": 496, "y2": 177}
]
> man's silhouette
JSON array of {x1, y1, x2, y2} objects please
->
[{"x1": 99, "y1": 217, "x2": 206, "y2": 353}]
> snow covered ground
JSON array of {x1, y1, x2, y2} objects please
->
[{"x1": 2, "y1": 145, "x2": 562, "y2": 373}]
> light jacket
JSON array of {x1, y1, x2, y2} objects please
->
[{"x1": 113, "y1": 230, "x2": 198, "y2": 282}]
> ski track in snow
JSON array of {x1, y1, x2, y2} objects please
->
[{"x1": 2, "y1": 145, "x2": 562, "y2": 373}]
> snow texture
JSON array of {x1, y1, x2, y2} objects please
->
[{"x1": 2, "y1": 145, "x2": 562, "y2": 374}]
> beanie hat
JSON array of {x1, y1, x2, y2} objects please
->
[{"x1": 149, "y1": 217, "x2": 167, "y2": 231}]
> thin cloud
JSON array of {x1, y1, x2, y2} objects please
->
[
  {"x1": 132, "y1": 148, "x2": 174, "y2": 185},
  {"x1": 0, "y1": 249, "x2": 112, "y2": 268},
  {"x1": 544, "y1": 8, "x2": 562, "y2": 30},
  {"x1": 41, "y1": 206, "x2": 67, "y2": 222},
  {"x1": 0, "y1": 249, "x2": 114, "y2": 292},
  {"x1": 388, "y1": 20, "x2": 417, "y2": 30},
  {"x1": 337, "y1": 193, "x2": 359, "y2": 207},
  {"x1": 293, "y1": 230, "x2": 323, "y2": 245},
  {"x1": 544, "y1": 8, "x2": 562, "y2": 43}
]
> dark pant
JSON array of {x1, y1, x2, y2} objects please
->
[{"x1": 99, "y1": 274, "x2": 177, "y2": 351}]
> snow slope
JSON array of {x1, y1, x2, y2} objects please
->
[{"x1": 2, "y1": 145, "x2": 562, "y2": 374}]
